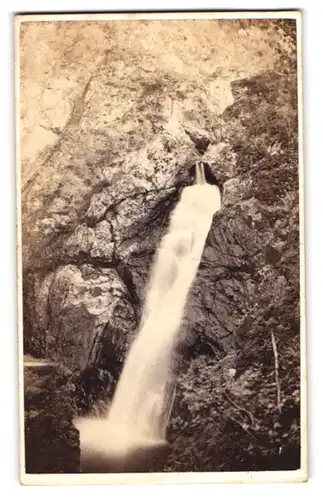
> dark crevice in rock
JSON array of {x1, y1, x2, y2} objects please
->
[
  {"x1": 106, "y1": 219, "x2": 117, "y2": 263},
  {"x1": 86, "y1": 329, "x2": 106, "y2": 370},
  {"x1": 184, "y1": 127, "x2": 211, "y2": 154},
  {"x1": 115, "y1": 262, "x2": 141, "y2": 325},
  {"x1": 102, "y1": 185, "x2": 178, "y2": 222},
  {"x1": 68, "y1": 78, "x2": 92, "y2": 126},
  {"x1": 59, "y1": 255, "x2": 116, "y2": 272}
]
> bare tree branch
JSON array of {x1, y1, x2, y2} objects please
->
[{"x1": 271, "y1": 331, "x2": 282, "y2": 413}]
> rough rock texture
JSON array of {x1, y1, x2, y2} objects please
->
[
  {"x1": 24, "y1": 356, "x2": 80, "y2": 473},
  {"x1": 20, "y1": 19, "x2": 300, "y2": 472}
]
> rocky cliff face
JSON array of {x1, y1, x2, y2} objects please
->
[{"x1": 20, "y1": 19, "x2": 300, "y2": 472}]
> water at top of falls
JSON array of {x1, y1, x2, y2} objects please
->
[
  {"x1": 195, "y1": 161, "x2": 206, "y2": 185},
  {"x1": 75, "y1": 164, "x2": 222, "y2": 470}
]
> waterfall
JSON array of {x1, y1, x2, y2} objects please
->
[{"x1": 75, "y1": 162, "x2": 222, "y2": 472}]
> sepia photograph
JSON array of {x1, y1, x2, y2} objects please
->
[{"x1": 15, "y1": 11, "x2": 306, "y2": 485}]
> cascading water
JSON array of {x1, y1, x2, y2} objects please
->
[{"x1": 75, "y1": 162, "x2": 222, "y2": 472}]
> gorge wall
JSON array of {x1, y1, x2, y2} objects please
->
[{"x1": 20, "y1": 18, "x2": 300, "y2": 472}]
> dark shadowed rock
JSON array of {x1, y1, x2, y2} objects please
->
[
  {"x1": 163, "y1": 63, "x2": 300, "y2": 472},
  {"x1": 24, "y1": 356, "x2": 80, "y2": 473}
]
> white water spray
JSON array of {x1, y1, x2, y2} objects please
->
[{"x1": 75, "y1": 162, "x2": 222, "y2": 471}]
